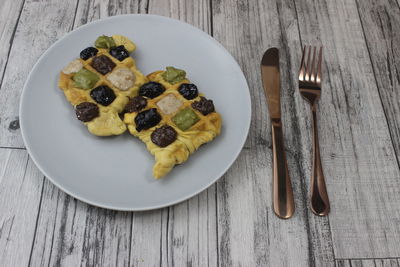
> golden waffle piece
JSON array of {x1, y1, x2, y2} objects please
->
[
  {"x1": 124, "y1": 67, "x2": 222, "y2": 178},
  {"x1": 58, "y1": 35, "x2": 147, "y2": 136}
]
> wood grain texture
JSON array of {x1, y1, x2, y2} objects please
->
[
  {"x1": 0, "y1": 0, "x2": 399, "y2": 265},
  {"x1": 212, "y1": 0, "x2": 335, "y2": 266},
  {"x1": 0, "y1": 0, "x2": 25, "y2": 90},
  {"x1": 336, "y1": 259, "x2": 400, "y2": 267},
  {"x1": 29, "y1": 180, "x2": 132, "y2": 267},
  {"x1": 0, "y1": 0, "x2": 79, "y2": 148},
  {"x1": 0, "y1": 148, "x2": 44, "y2": 266},
  {"x1": 293, "y1": 0, "x2": 400, "y2": 258},
  {"x1": 355, "y1": 0, "x2": 400, "y2": 169}
]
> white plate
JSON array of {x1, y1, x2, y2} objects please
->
[{"x1": 20, "y1": 14, "x2": 251, "y2": 211}]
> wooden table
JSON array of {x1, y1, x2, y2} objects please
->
[{"x1": 1, "y1": 0, "x2": 400, "y2": 266}]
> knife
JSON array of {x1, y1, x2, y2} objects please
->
[{"x1": 261, "y1": 47, "x2": 295, "y2": 219}]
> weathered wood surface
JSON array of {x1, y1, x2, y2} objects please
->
[
  {"x1": 336, "y1": 259, "x2": 400, "y2": 267},
  {"x1": 293, "y1": 0, "x2": 400, "y2": 258},
  {"x1": 355, "y1": 0, "x2": 400, "y2": 166},
  {"x1": 0, "y1": 149, "x2": 44, "y2": 267},
  {"x1": 0, "y1": 0, "x2": 25, "y2": 97},
  {"x1": 0, "y1": 0, "x2": 400, "y2": 266},
  {"x1": 212, "y1": 0, "x2": 335, "y2": 265}
]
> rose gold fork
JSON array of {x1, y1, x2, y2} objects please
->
[{"x1": 299, "y1": 46, "x2": 330, "y2": 216}]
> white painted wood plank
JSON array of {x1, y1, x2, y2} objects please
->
[
  {"x1": 374, "y1": 259, "x2": 400, "y2": 267},
  {"x1": 294, "y1": 0, "x2": 400, "y2": 259},
  {"x1": 29, "y1": 180, "x2": 132, "y2": 267},
  {"x1": 0, "y1": 0, "x2": 79, "y2": 148},
  {"x1": 338, "y1": 259, "x2": 400, "y2": 267},
  {"x1": 213, "y1": 0, "x2": 335, "y2": 266},
  {"x1": 277, "y1": 0, "x2": 337, "y2": 265},
  {"x1": 129, "y1": 210, "x2": 164, "y2": 267},
  {"x1": 336, "y1": 259, "x2": 351, "y2": 267},
  {"x1": 73, "y1": 0, "x2": 149, "y2": 28},
  {"x1": 0, "y1": 0, "x2": 25, "y2": 88},
  {"x1": 355, "y1": 0, "x2": 400, "y2": 173},
  {"x1": 0, "y1": 148, "x2": 44, "y2": 267},
  {"x1": 349, "y1": 259, "x2": 376, "y2": 267}
]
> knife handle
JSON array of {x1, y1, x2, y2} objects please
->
[{"x1": 271, "y1": 119, "x2": 295, "y2": 219}]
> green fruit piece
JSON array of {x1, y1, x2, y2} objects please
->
[
  {"x1": 73, "y1": 68, "x2": 99, "y2": 89},
  {"x1": 172, "y1": 108, "x2": 200, "y2": 131},
  {"x1": 95, "y1": 35, "x2": 116, "y2": 49},
  {"x1": 161, "y1": 66, "x2": 186, "y2": 84}
]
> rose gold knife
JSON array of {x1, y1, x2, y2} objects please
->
[{"x1": 261, "y1": 47, "x2": 295, "y2": 219}]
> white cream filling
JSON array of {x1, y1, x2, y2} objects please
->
[
  {"x1": 107, "y1": 67, "x2": 136, "y2": 91},
  {"x1": 157, "y1": 94, "x2": 183, "y2": 115},
  {"x1": 62, "y1": 59, "x2": 83, "y2": 74}
]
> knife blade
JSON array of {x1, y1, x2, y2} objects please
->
[{"x1": 261, "y1": 47, "x2": 295, "y2": 219}]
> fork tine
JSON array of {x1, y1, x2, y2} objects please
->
[
  {"x1": 299, "y1": 46, "x2": 307, "y2": 81},
  {"x1": 316, "y1": 46, "x2": 323, "y2": 84},
  {"x1": 310, "y1": 47, "x2": 317, "y2": 82},
  {"x1": 305, "y1": 46, "x2": 312, "y2": 81}
]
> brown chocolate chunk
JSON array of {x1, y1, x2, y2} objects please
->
[
  {"x1": 125, "y1": 96, "x2": 147, "y2": 113},
  {"x1": 75, "y1": 102, "x2": 99, "y2": 122},
  {"x1": 191, "y1": 97, "x2": 215, "y2": 115},
  {"x1": 90, "y1": 55, "x2": 116, "y2": 75},
  {"x1": 151, "y1": 125, "x2": 177, "y2": 147}
]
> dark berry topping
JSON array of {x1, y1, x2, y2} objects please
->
[
  {"x1": 80, "y1": 47, "x2": 98, "y2": 60},
  {"x1": 151, "y1": 125, "x2": 177, "y2": 147},
  {"x1": 90, "y1": 55, "x2": 116, "y2": 75},
  {"x1": 139, "y1": 82, "x2": 166, "y2": 99},
  {"x1": 135, "y1": 108, "x2": 162, "y2": 132},
  {"x1": 191, "y1": 97, "x2": 215, "y2": 115},
  {"x1": 90, "y1": 85, "x2": 116, "y2": 106},
  {"x1": 75, "y1": 102, "x2": 99, "y2": 122},
  {"x1": 110, "y1": 45, "x2": 130, "y2": 61},
  {"x1": 178, "y1": 83, "x2": 198, "y2": 100},
  {"x1": 125, "y1": 96, "x2": 147, "y2": 113}
]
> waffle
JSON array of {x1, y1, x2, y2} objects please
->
[
  {"x1": 124, "y1": 68, "x2": 222, "y2": 178},
  {"x1": 58, "y1": 35, "x2": 148, "y2": 136}
]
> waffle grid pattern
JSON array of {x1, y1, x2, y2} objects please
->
[
  {"x1": 58, "y1": 48, "x2": 147, "y2": 136},
  {"x1": 124, "y1": 71, "x2": 222, "y2": 178}
]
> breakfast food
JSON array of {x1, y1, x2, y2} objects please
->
[
  {"x1": 58, "y1": 35, "x2": 147, "y2": 136},
  {"x1": 123, "y1": 67, "x2": 222, "y2": 178},
  {"x1": 58, "y1": 36, "x2": 222, "y2": 179}
]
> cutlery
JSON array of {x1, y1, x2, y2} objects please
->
[
  {"x1": 298, "y1": 46, "x2": 330, "y2": 216},
  {"x1": 261, "y1": 47, "x2": 295, "y2": 219}
]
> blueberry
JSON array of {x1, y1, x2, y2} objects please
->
[
  {"x1": 90, "y1": 85, "x2": 116, "y2": 106},
  {"x1": 139, "y1": 82, "x2": 166, "y2": 99},
  {"x1": 110, "y1": 45, "x2": 130, "y2": 61},
  {"x1": 178, "y1": 83, "x2": 198, "y2": 100},
  {"x1": 75, "y1": 102, "x2": 99, "y2": 122},
  {"x1": 135, "y1": 108, "x2": 162, "y2": 132},
  {"x1": 80, "y1": 47, "x2": 98, "y2": 60}
]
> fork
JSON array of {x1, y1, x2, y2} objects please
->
[{"x1": 299, "y1": 46, "x2": 330, "y2": 216}]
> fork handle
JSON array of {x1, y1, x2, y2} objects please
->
[
  {"x1": 310, "y1": 106, "x2": 330, "y2": 216},
  {"x1": 271, "y1": 119, "x2": 295, "y2": 219}
]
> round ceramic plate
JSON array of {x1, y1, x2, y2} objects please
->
[{"x1": 20, "y1": 14, "x2": 251, "y2": 211}]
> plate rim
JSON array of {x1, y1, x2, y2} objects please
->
[{"x1": 19, "y1": 14, "x2": 252, "y2": 211}]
